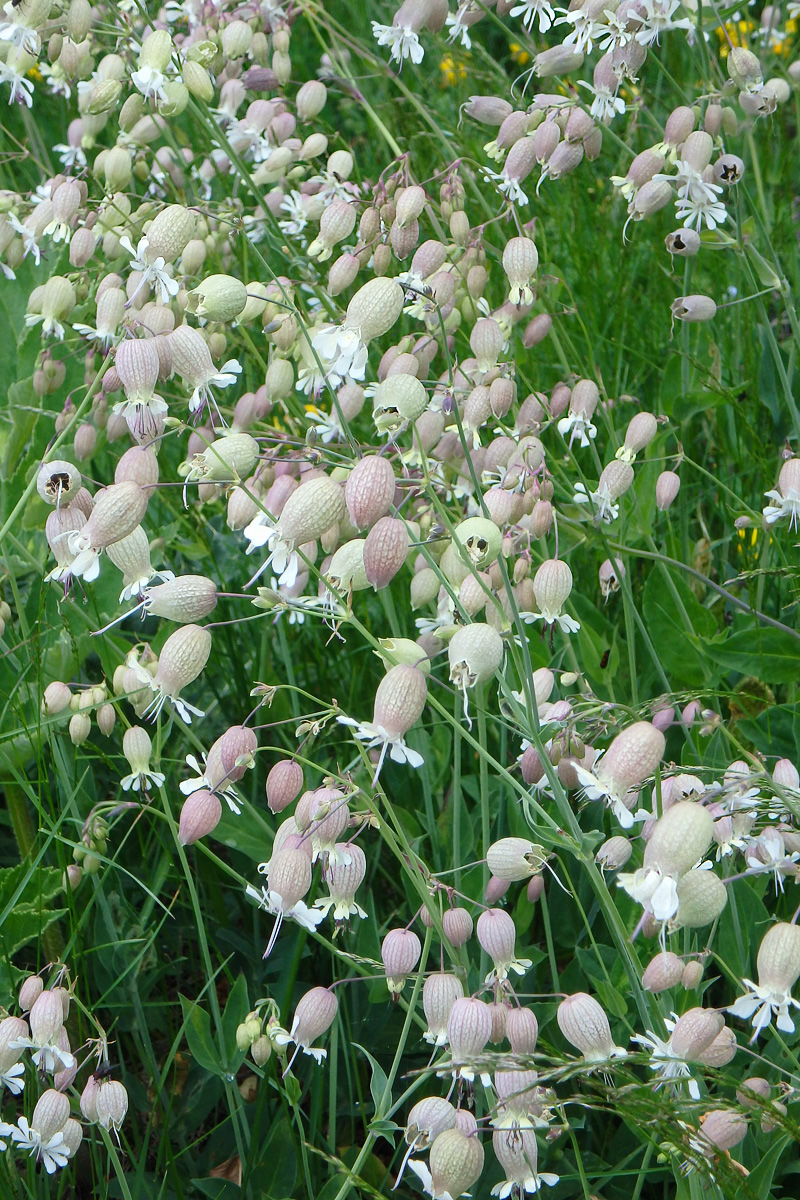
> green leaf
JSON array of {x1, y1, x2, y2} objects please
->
[
  {"x1": 642, "y1": 568, "x2": 717, "y2": 687},
  {"x1": 698, "y1": 627, "x2": 800, "y2": 683},
  {"x1": 179, "y1": 995, "x2": 221, "y2": 1075},
  {"x1": 734, "y1": 1134, "x2": 791, "y2": 1199},
  {"x1": 250, "y1": 1117, "x2": 298, "y2": 1199},
  {"x1": 353, "y1": 1042, "x2": 389, "y2": 1117},
  {"x1": 220, "y1": 973, "x2": 249, "y2": 1074},
  {"x1": 0, "y1": 903, "x2": 66, "y2": 957}
]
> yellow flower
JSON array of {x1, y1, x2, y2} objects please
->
[
  {"x1": 509, "y1": 41, "x2": 531, "y2": 66},
  {"x1": 438, "y1": 53, "x2": 467, "y2": 86}
]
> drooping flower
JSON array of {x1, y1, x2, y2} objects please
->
[{"x1": 729, "y1": 922, "x2": 800, "y2": 1039}]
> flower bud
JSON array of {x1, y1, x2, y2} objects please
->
[
  {"x1": 345, "y1": 455, "x2": 395, "y2": 530},
  {"x1": 37, "y1": 460, "x2": 82, "y2": 506},
  {"x1": 674, "y1": 868, "x2": 728, "y2": 928},
  {"x1": 289, "y1": 987, "x2": 338, "y2": 1059},
  {"x1": 429, "y1": 1128, "x2": 484, "y2": 1200},
  {"x1": 557, "y1": 992, "x2": 624, "y2": 1061},
  {"x1": 32, "y1": 1089, "x2": 70, "y2": 1141},
  {"x1": 698, "y1": 1110, "x2": 747, "y2": 1153},
  {"x1": 486, "y1": 837, "x2": 545, "y2": 882},
  {"x1": 727, "y1": 47, "x2": 763, "y2": 92},
  {"x1": 755, "y1": 921, "x2": 800, "y2": 995},
  {"x1": 406, "y1": 1097, "x2": 457, "y2": 1148},
  {"x1": 448, "y1": 623, "x2": 503, "y2": 700},
  {"x1": 506, "y1": 1005, "x2": 538, "y2": 1054},
  {"x1": 447, "y1": 996, "x2": 492, "y2": 1068},
  {"x1": 423, "y1": 973, "x2": 465, "y2": 1045},
  {"x1": 464, "y1": 96, "x2": 513, "y2": 125},
  {"x1": 19, "y1": 975, "x2": 44, "y2": 1012},
  {"x1": 670, "y1": 1008, "x2": 724, "y2": 1060},
  {"x1": 96, "y1": 1079, "x2": 129, "y2": 1131},
  {"x1": 672, "y1": 295, "x2": 716, "y2": 323},
  {"x1": 146, "y1": 204, "x2": 196, "y2": 264},
  {"x1": 30, "y1": 989, "x2": 64, "y2": 1046},
  {"x1": 382, "y1": 929, "x2": 422, "y2": 995},
  {"x1": 642, "y1": 952, "x2": 683, "y2": 992},
  {"x1": 267, "y1": 759, "x2": 304, "y2": 814},
  {"x1": 442, "y1": 907, "x2": 473, "y2": 947},
  {"x1": 346, "y1": 277, "x2": 405, "y2": 342},
  {"x1": 655, "y1": 469, "x2": 681, "y2": 511},
  {"x1": 535, "y1": 46, "x2": 584, "y2": 77},
  {"x1": 736, "y1": 1076, "x2": 770, "y2": 1108},
  {"x1": 364, "y1": 517, "x2": 409, "y2": 589},
  {"x1": 187, "y1": 274, "x2": 247, "y2": 323},
  {"x1": 179, "y1": 789, "x2": 222, "y2": 845},
  {"x1": 42, "y1": 681, "x2": 72, "y2": 715},
  {"x1": 147, "y1": 576, "x2": 218, "y2": 623},
  {"x1": 374, "y1": 664, "x2": 427, "y2": 737},
  {"x1": 644, "y1": 801, "x2": 713, "y2": 878}
]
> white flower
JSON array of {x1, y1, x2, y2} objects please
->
[
  {"x1": 577, "y1": 80, "x2": 626, "y2": 123},
  {"x1": 0, "y1": 1061, "x2": 25, "y2": 1095},
  {"x1": 729, "y1": 979, "x2": 800, "y2": 1039},
  {"x1": 520, "y1": 608, "x2": 581, "y2": 636},
  {"x1": 594, "y1": 10, "x2": 632, "y2": 51},
  {"x1": 10, "y1": 1119, "x2": 69, "y2": 1174},
  {"x1": 243, "y1": 513, "x2": 300, "y2": 590},
  {"x1": 0, "y1": 9, "x2": 40, "y2": 55},
  {"x1": 1, "y1": 58, "x2": 34, "y2": 108},
  {"x1": 278, "y1": 190, "x2": 309, "y2": 237},
  {"x1": 120, "y1": 764, "x2": 166, "y2": 793},
  {"x1": 119, "y1": 235, "x2": 180, "y2": 305},
  {"x1": 305, "y1": 405, "x2": 343, "y2": 444},
  {"x1": 337, "y1": 715, "x2": 424, "y2": 784},
  {"x1": 617, "y1": 865, "x2": 680, "y2": 921},
  {"x1": 745, "y1": 827, "x2": 800, "y2": 893},
  {"x1": 245, "y1": 882, "x2": 325, "y2": 953},
  {"x1": 632, "y1": 1016, "x2": 701, "y2": 1099},
  {"x1": 573, "y1": 759, "x2": 648, "y2": 830},
  {"x1": 6, "y1": 212, "x2": 41, "y2": 264},
  {"x1": 483, "y1": 167, "x2": 529, "y2": 207},
  {"x1": 371, "y1": 21, "x2": 424, "y2": 65},
  {"x1": 555, "y1": 6, "x2": 600, "y2": 52},
  {"x1": 0, "y1": 1120, "x2": 14, "y2": 1150},
  {"x1": 311, "y1": 323, "x2": 368, "y2": 390},
  {"x1": 763, "y1": 485, "x2": 800, "y2": 530},
  {"x1": 557, "y1": 410, "x2": 597, "y2": 449},
  {"x1": 131, "y1": 64, "x2": 170, "y2": 104},
  {"x1": 73, "y1": 321, "x2": 121, "y2": 351},
  {"x1": 510, "y1": 0, "x2": 555, "y2": 34},
  {"x1": 8, "y1": 1034, "x2": 75, "y2": 1076},
  {"x1": 634, "y1": 0, "x2": 694, "y2": 45},
  {"x1": 446, "y1": 8, "x2": 472, "y2": 48},
  {"x1": 491, "y1": 1169, "x2": 560, "y2": 1197},
  {"x1": 573, "y1": 481, "x2": 619, "y2": 523},
  {"x1": 187, "y1": 360, "x2": 242, "y2": 416},
  {"x1": 112, "y1": 393, "x2": 170, "y2": 441}
]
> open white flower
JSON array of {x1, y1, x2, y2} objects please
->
[
  {"x1": 510, "y1": 0, "x2": 555, "y2": 33},
  {"x1": 573, "y1": 480, "x2": 619, "y2": 523},
  {"x1": 371, "y1": 21, "x2": 424, "y2": 65},
  {"x1": 119, "y1": 235, "x2": 180, "y2": 305},
  {"x1": 729, "y1": 978, "x2": 800, "y2": 1039},
  {"x1": 763, "y1": 485, "x2": 800, "y2": 530},
  {"x1": 337, "y1": 715, "x2": 424, "y2": 782},
  {"x1": 245, "y1": 883, "x2": 325, "y2": 936},
  {"x1": 558, "y1": 410, "x2": 597, "y2": 449},
  {"x1": 11, "y1": 1121, "x2": 69, "y2": 1174}
]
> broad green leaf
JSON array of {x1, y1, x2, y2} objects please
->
[
  {"x1": 179, "y1": 995, "x2": 221, "y2": 1075},
  {"x1": 220, "y1": 973, "x2": 250, "y2": 1073},
  {"x1": 354, "y1": 1041, "x2": 390, "y2": 1117},
  {"x1": 642, "y1": 568, "x2": 717, "y2": 687},
  {"x1": 699, "y1": 627, "x2": 800, "y2": 683}
]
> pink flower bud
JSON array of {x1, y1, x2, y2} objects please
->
[
  {"x1": 268, "y1": 848, "x2": 313, "y2": 910},
  {"x1": 18, "y1": 975, "x2": 44, "y2": 1012},
  {"x1": 289, "y1": 987, "x2": 338, "y2": 1058},
  {"x1": 429, "y1": 1128, "x2": 484, "y2": 1200},
  {"x1": 179, "y1": 789, "x2": 222, "y2": 845},
  {"x1": 267, "y1": 759, "x2": 304, "y2": 814},
  {"x1": 406, "y1": 1097, "x2": 457, "y2": 1148},
  {"x1": 423, "y1": 973, "x2": 465, "y2": 1045},
  {"x1": 442, "y1": 907, "x2": 474, "y2": 947},
  {"x1": 655, "y1": 470, "x2": 681, "y2": 511},
  {"x1": 373, "y1": 664, "x2": 427, "y2": 737},
  {"x1": 447, "y1": 997, "x2": 492, "y2": 1072},
  {"x1": 464, "y1": 96, "x2": 514, "y2": 125},
  {"x1": 644, "y1": 800, "x2": 713, "y2": 879},
  {"x1": 698, "y1": 1109, "x2": 747, "y2": 1153},
  {"x1": 486, "y1": 837, "x2": 545, "y2": 882},
  {"x1": 682, "y1": 961, "x2": 704, "y2": 990},
  {"x1": 363, "y1": 516, "x2": 410, "y2": 590},
  {"x1": 642, "y1": 952, "x2": 684, "y2": 993},
  {"x1": 669, "y1": 1008, "x2": 724, "y2": 1062},
  {"x1": 381, "y1": 928, "x2": 422, "y2": 994},
  {"x1": 557, "y1": 993, "x2": 624, "y2": 1062},
  {"x1": 96, "y1": 1079, "x2": 129, "y2": 1131},
  {"x1": 31, "y1": 1089, "x2": 70, "y2": 1141},
  {"x1": 527, "y1": 875, "x2": 544, "y2": 902},
  {"x1": 42, "y1": 681, "x2": 72, "y2": 715},
  {"x1": 484, "y1": 875, "x2": 510, "y2": 904},
  {"x1": 30, "y1": 990, "x2": 64, "y2": 1045},
  {"x1": 506, "y1": 1006, "x2": 538, "y2": 1054}
]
